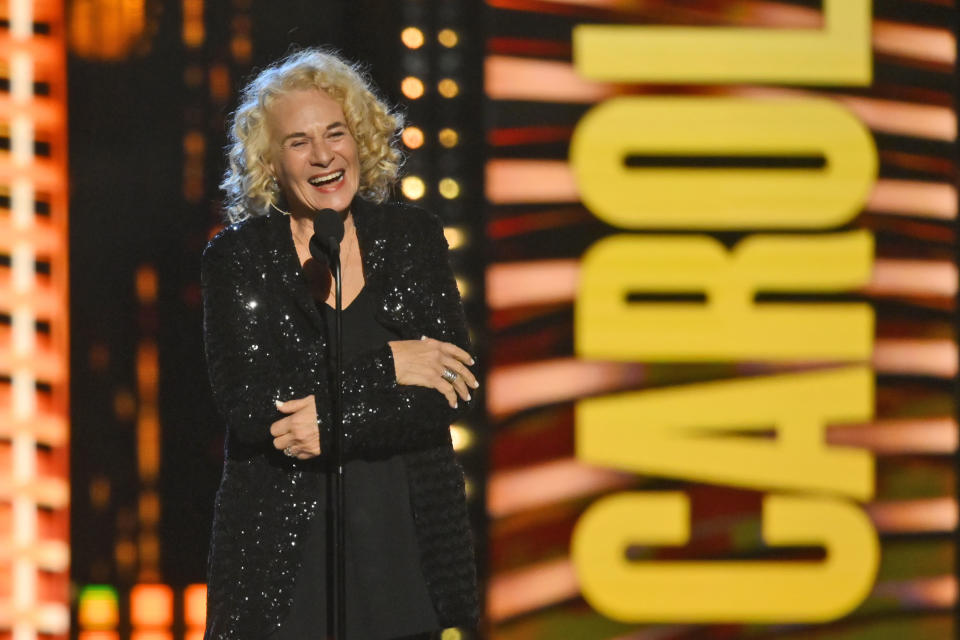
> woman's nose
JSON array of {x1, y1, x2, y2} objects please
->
[{"x1": 310, "y1": 139, "x2": 333, "y2": 165}]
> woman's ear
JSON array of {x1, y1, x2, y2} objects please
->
[{"x1": 263, "y1": 158, "x2": 281, "y2": 192}]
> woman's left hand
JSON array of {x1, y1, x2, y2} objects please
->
[{"x1": 270, "y1": 395, "x2": 322, "y2": 459}]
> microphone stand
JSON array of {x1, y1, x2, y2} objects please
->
[
  {"x1": 309, "y1": 210, "x2": 346, "y2": 640},
  {"x1": 328, "y1": 240, "x2": 346, "y2": 640}
]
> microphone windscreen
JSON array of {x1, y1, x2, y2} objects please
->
[
  {"x1": 313, "y1": 208, "x2": 344, "y2": 244},
  {"x1": 309, "y1": 208, "x2": 344, "y2": 263}
]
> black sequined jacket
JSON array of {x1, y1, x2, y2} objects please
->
[{"x1": 201, "y1": 197, "x2": 479, "y2": 639}]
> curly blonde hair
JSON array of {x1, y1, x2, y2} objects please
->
[{"x1": 221, "y1": 48, "x2": 404, "y2": 222}]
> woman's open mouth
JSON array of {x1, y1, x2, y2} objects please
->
[{"x1": 308, "y1": 170, "x2": 345, "y2": 189}]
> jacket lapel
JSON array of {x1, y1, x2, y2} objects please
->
[
  {"x1": 264, "y1": 209, "x2": 328, "y2": 336},
  {"x1": 352, "y1": 198, "x2": 411, "y2": 338}
]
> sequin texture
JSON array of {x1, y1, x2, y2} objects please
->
[{"x1": 200, "y1": 198, "x2": 479, "y2": 638}]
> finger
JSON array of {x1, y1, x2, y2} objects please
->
[
  {"x1": 439, "y1": 341, "x2": 475, "y2": 366},
  {"x1": 433, "y1": 378, "x2": 458, "y2": 409},
  {"x1": 439, "y1": 361, "x2": 471, "y2": 401},
  {"x1": 442, "y1": 356, "x2": 478, "y2": 391},
  {"x1": 276, "y1": 395, "x2": 313, "y2": 413},
  {"x1": 273, "y1": 432, "x2": 295, "y2": 451},
  {"x1": 452, "y1": 376, "x2": 470, "y2": 402},
  {"x1": 276, "y1": 396, "x2": 312, "y2": 413},
  {"x1": 269, "y1": 416, "x2": 291, "y2": 438}
]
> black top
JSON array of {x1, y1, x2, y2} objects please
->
[{"x1": 270, "y1": 286, "x2": 440, "y2": 640}]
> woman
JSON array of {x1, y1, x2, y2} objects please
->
[{"x1": 202, "y1": 48, "x2": 479, "y2": 639}]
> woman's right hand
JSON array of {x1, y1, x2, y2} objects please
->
[
  {"x1": 270, "y1": 395, "x2": 322, "y2": 459},
  {"x1": 389, "y1": 337, "x2": 479, "y2": 408}
]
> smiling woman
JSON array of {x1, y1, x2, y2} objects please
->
[{"x1": 201, "y1": 48, "x2": 480, "y2": 640}]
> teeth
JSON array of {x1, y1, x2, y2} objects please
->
[{"x1": 309, "y1": 170, "x2": 343, "y2": 186}]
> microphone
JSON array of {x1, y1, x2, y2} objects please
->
[{"x1": 309, "y1": 208, "x2": 344, "y2": 267}]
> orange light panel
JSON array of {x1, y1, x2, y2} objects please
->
[
  {"x1": 486, "y1": 259, "x2": 578, "y2": 309},
  {"x1": 130, "y1": 584, "x2": 174, "y2": 628},
  {"x1": 872, "y1": 338, "x2": 958, "y2": 378},
  {"x1": 184, "y1": 583, "x2": 207, "y2": 628},
  {"x1": 488, "y1": 358, "x2": 645, "y2": 417},
  {"x1": 868, "y1": 498, "x2": 958, "y2": 533},
  {"x1": 485, "y1": 55, "x2": 617, "y2": 103},
  {"x1": 131, "y1": 633, "x2": 173, "y2": 640},
  {"x1": 488, "y1": 457, "x2": 635, "y2": 518},
  {"x1": 78, "y1": 585, "x2": 119, "y2": 629},
  {"x1": 488, "y1": 557, "x2": 578, "y2": 622}
]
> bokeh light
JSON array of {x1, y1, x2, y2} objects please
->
[
  {"x1": 438, "y1": 128, "x2": 459, "y2": 148},
  {"x1": 438, "y1": 29, "x2": 459, "y2": 48},
  {"x1": 401, "y1": 176, "x2": 426, "y2": 200},
  {"x1": 450, "y1": 424, "x2": 474, "y2": 451},
  {"x1": 402, "y1": 126, "x2": 425, "y2": 149},
  {"x1": 401, "y1": 76, "x2": 425, "y2": 100},
  {"x1": 401, "y1": 27, "x2": 425, "y2": 49},
  {"x1": 438, "y1": 78, "x2": 460, "y2": 98},
  {"x1": 443, "y1": 226, "x2": 466, "y2": 250},
  {"x1": 455, "y1": 275, "x2": 470, "y2": 298},
  {"x1": 439, "y1": 178, "x2": 461, "y2": 199},
  {"x1": 78, "y1": 585, "x2": 119, "y2": 629}
]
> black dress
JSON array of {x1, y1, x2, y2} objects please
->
[{"x1": 270, "y1": 287, "x2": 440, "y2": 640}]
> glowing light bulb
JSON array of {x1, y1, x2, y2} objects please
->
[
  {"x1": 402, "y1": 126, "x2": 425, "y2": 149},
  {"x1": 438, "y1": 29, "x2": 459, "y2": 48},
  {"x1": 439, "y1": 178, "x2": 460, "y2": 199},
  {"x1": 402, "y1": 176, "x2": 426, "y2": 200},
  {"x1": 450, "y1": 424, "x2": 474, "y2": 451},
  {"x1": 438, "y1": 78, "x2": 459, "y2": 98},
  {"x1": 443, "y1": 226, "x2": 466, "y2": 250},
  {"x1": 401, "y1": 76, "x2": 425, "y2": 100},
  {"x1": 438, "y1": 128, "x2": 459, "y2": 148},
  {"x1": 401, "y1": 27, "x2": 425, "y2": 49}
]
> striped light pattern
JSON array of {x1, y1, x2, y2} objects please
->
[
  {"x1": 0, "y1": 0, "x2": 71, "y2": 638},
  {"x1": 483, "y1": 0, "x2": 958, "y2": 637},
  {"x1": 77, "y1": 583, "x2": 207, "y2": 637}
]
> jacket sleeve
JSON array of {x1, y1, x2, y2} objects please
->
[
  {"x1": 202, "y1": 233, "x2": 284, "y2": 446},
  {"x1": 337, "y1": 212, "x2": 475, "y2": 458}
]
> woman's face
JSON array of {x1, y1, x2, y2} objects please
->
[{"x1": 267, "y1": 88, "x2": 360, "y2": 217}]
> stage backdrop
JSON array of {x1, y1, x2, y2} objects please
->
[{"x1": 483, "y1": 1, "x2": 958, "y2": 638}]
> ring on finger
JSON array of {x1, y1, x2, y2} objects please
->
[
  {"x1": 283, "y1": 446, "x2": 295, "y2": 457},
  {"x1": 441, "y1": 367, "x2": 459, "y2": 384}
]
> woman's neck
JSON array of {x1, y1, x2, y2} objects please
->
[{"x1": 289, "y1": 209, "x2": 354, "y2": 249}]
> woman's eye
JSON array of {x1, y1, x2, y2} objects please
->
[{"x1": 291, "y1": 140, "x2": 307, "y2": 147}]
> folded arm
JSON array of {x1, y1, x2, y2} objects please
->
[{"x1": 338, "y1": 214, "x2": 476, "y2": 457}]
